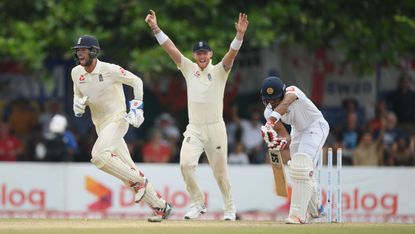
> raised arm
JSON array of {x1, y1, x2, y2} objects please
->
[
  {"x1": 222, "y1": 13, "x2": 249, "y2": 72},
  {"x1": 145, "y1": 10, "x2": 182, "y2": 66}
]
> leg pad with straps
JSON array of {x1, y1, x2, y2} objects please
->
[{"x1": 287, "y1": 152, "x2": 314, "y2": 223}]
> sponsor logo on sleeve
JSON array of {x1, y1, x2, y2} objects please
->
[
  {"x1": 119, "y1": 67, "x2": 126, "y2": 76},
  {"x1": 79, "y1": 75, "x2": 86, "y2": 83}
]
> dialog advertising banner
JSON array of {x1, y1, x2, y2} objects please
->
[{"x1": 0, "y1": 163, "x2": 414, "y2": 223}]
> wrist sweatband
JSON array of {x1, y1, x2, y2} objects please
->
[
  {"x1": 155, "y1": 31, "x2": 169, "y2": 45},
  {"x1": 270, "y1": 111, "x2": 281, "y2": 122},
  {"x1": 230, "y1": 37, "x2": 243, "y2": 50}
]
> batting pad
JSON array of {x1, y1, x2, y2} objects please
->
[
  {"x1": 91, "y1": 152, "x2": 147, "y2": 185},
  {"x1": 288, "y1": 152, "x2": 314, "y2": 222},
  {"x1": 142, "y1": 183, "x2": 166, "y2": 209},
  {"x1": 307, "y1": 176, "x2": 321, "y2": 218}
]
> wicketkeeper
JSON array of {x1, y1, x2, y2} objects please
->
[{"x1": 71, "y1": 35, "x2": 171, "y2": 222}]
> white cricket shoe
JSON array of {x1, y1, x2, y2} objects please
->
[
  {"x1": 223, "y1": 212, "x2": 236, "y2": 221},
  {"x1": 147, "y1": 203, "x2": 173, "y2": 222},
  {"x1": 307, "y1": 205, "x2": 325, "y2": 223},
  {"x1": 285, "y1": 216, "x2": 305, "y2": 224},
  {"x1": 184, "y1": 204, "x2": 207, "y2": 220}
]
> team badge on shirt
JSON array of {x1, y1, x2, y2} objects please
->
[
  {"x1": 208, "y1": 73, "x2": 212, "y2": 81},
  {"x1": 99, "y1": 74, "x2": 104, "y2": 82}
]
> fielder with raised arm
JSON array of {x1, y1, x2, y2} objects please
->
[
  {"x1": 260, "y1": 76, "x2": 329, "y2": 224},
  {"x1": 71, "y1": 35, "x2": 171, "y2": 222},
  {"x1": 145, "y1": 10, "x2": 248, "y2": 221}
]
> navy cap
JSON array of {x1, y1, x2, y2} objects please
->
[
  {"x1": 73, "y1": 35, "x2": 100, "y2": 50},
  {"x1": 193, "y1": 41, "x2": 211, "y2": 52}
]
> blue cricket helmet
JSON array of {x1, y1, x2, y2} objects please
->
[
  {"x1": 260, "y1": 76, "x2": 286, "y2": 102},
  {"x1": 72, "y1": 35, "x2": 100, "y2": 64},
  {"x1": 73, "y1": 35, "x2": 100, "y2": 50}
]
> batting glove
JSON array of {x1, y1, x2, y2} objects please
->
[
  {"x1": 261, "y1": 125, "x2": 277, "y2": 144},
  {"x1": 125, "y1": 99, "x2": 144, "y2": 128},
  {"x1": 73, "y1": 96, "x2": 88, "y2": 117},
  {"x1": 268, "y1": 137, "x2": 288, "y2": 150}
]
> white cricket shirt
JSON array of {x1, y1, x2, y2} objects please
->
[
  {"x1": 71, "y1": 59, "x2": 143, "y2": 126},
  {"x1": 264, "y1": 86, "x2": 325, "y2": 131},
  {"x1": 178, "y1": 55, "x2": 230, "y2": 124}
]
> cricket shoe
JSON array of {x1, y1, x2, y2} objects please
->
[
  {"x1": 223, "y1": 212, "x2": 236, "y2": 221},
  {"x1": 285, "y1": 216, "x2": 307, "y2": 224},
  {"x1": 184, "y1": 204, "x2": 207, "y2": 220},
  {"x1": 147, "y1": 203, "x2": 173, "y2": 222},
  {"x1": 307, "y1": 205, "x2": 326, "y2": 223}
]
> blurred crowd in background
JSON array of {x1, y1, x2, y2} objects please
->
[{"x1": 0, "y1": 72, "x2": 414, "y2": 166}]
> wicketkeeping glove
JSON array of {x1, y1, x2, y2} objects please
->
[
  {"x1": 125, "y1": 99, "x2": 144, "y2": 128},
  {"x1": 73, "y1": 96, "x2": 88, "y2": 117}
]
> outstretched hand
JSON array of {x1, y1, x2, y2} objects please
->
[
  {"x1": 145, "y1": 9, "x2": 158, "y2": 29},
  {"x1": 235, "y1": 13, "x2": 249, "y2": 34}
]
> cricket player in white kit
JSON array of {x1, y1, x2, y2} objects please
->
[
  {"x1": 71, "y1": 35, "x2": 171, "y2": 222},
  {"x1": 145, "y1": 10, "x2": 249, "y2": 221},
  {"x1": 260, "y1": 76, "x2": 329, "y2": 224}
]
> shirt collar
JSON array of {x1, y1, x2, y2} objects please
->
[
  {"x1": 82, "y1": 59, "x2": 102, "y2": 75},
  {"x1": 90, "y1": 59, "x2": 102, "y2": 74},
  {"x1": 198, "y1": 60, "x2": 213, "y2": 72}
]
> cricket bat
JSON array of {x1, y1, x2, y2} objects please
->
[{"x1": 268, "y1": 148, "x2": 288, "y2": 197}]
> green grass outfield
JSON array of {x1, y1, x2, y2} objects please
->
[{"x1": 0, "y1": 219, "x2": 414, "y2": 234}]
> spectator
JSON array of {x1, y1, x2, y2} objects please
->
[
  {"x1": 39, "y1": 99, "x2": 64, "y2": 135},
  {"x1": 155, "y1": 112, "x2": 180, "y2": 161},
  {"x1": 337, "y1": 98, "x2": 365, "y2": 131},
  {"x1": 379, "y1": 111, "x2": 407, "y2": 165},
  {"x1": 237, "y1": 109, "x2": 267, "y2": 164},
  {"x1": 225, "y1": 105, "x2": 242, "y2": 154},
  {"x1": 352, "y1": 130, "x2": 384, "y2": 166},
  {"x1": 368, "y1": 100, "x2": 389, "y2": 133},
  {"x1": 142, "y1": 129, "x2": 172, "y2": 163},
  {"x1": 76, "y1": 127, "x2": 97, "y2": 162},
  {"x1": 223, "y1": 73, "x2": 241, "y2": 121},
  {"x1": 0, "y1": 122, "x2": 23, "y2": 161},
  {"x1": 337, "y1": 112, "x2": 362, "y2": 165},
  {"x1": 390, "y1": 135, "x2": 414, "y2": 166},
  {"x1": 7, "y1": 98, "x2": 39, "y2": 139},
  {"x1": 35, "y1": 114, "x2": 77, "y2": 162},
  {"x1": 387, "y1": 72, "x2": 415, "y2": 133},
  {"x1": 228, "y1": 141, "x2": 249, "y2": 165},
  {"x1": 152, "y1": 73, "x2": 187, "y2": 114}
]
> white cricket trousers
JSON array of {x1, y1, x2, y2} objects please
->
[
  {"x1": 180, "y1": 120, "x2": 235, "y2": 213},
  {"x1": 289, "y1": 119, "x2": 330, "y2": 168},
  {"x1": 92, "y1": 119, "x2": 136, "y2": 170},
  {"x1": 91, "y1": 119, "x2": 166, "y2": 209}
]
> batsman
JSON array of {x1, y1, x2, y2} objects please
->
[{"x1": 260, "y1": 76, "x2": 330, "y2": 224}]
